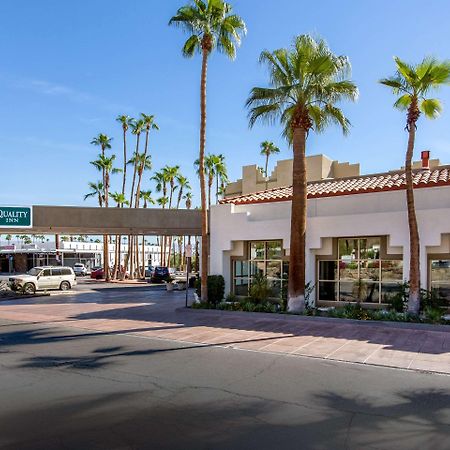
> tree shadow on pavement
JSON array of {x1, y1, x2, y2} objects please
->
[{"x1": 0, "y1": 387, "x2": 448, "y2": 450}]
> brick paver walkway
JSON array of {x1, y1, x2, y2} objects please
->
[{"x1": 0, "y1": 286, "x2": 449, "y2": 374}]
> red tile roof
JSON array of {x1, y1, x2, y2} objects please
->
[{"x1": 220, "y1": 167, "x2": 450, "y2": 205}]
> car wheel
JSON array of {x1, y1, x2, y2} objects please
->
[
  {"x1": 23, "y1": 283, "x2": 36, "y2": 295},
  {"x1": 60, "y1": 281, "x2": 71, "y2": 291}
]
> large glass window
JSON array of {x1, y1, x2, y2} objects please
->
[
  {"x1": 430, "y1": 260, "x2": 450, "y2": 305},
  {"x1": 318, "y1": 237, "x2": 402, "y2": 304},
  {"x1": 233, "y1": 240, "x2": 286, "y2": 298}
]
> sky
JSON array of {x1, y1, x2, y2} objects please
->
[{"x1": 0, "y1": 0, "x2": 449, "y2": 207}]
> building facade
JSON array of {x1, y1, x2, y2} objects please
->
[
  {"x1": 211, "y1": 154, "x2": 450, "y2": 308},
  {"x1": 0, "y1": 239, "x2": 163, "y2": 273}
]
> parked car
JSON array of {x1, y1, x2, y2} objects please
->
[
  {"x1": 144, "y1": 266, "x2": 155, "y2": 278},
  {"x1": 90, "y1": 267, "x2": 104, "y2": 279},
  {"x1": 9, "y1": 266, "x2": 77, "y2": 294},
  {"x1": 73, "y1": 263, "x2": 88, "y2": 276},
  {"x1": 151, "y1": 266, "x2": 171, "y2": 283}
]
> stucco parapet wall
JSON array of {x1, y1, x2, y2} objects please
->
[
  {"x1": 0, "y1": 206, "x2": 202, "y2": 235},
  {"x1": 221, "y1": 166, "x2": 450, "y2": 205}
]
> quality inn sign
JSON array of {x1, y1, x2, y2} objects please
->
[{"x1": 0, "y1": 206, "x2": 33, "y2": 228}]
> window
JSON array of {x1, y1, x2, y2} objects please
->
[
  {"x1": 430, "y1": 260, "x2": 450, "y2": 305},
  {"x1": 317, "y1": 237, "x2": 402, "y2": 304},
  {"x1": 41, "y1": 269, "x2": 51, "y2": 277},
  {"x1": 233, "y1": 240, "x2": 286, "y2": 298},
  {"x1": 51, "y1": 269, "x2": 62, "y2": 276}
]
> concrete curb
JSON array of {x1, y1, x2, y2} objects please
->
[
  {"x1": 0, "y1": 293, "x2": 50, "y2": 302},
  {"x1": 177, "y1": 307, "x2": 450, "y2": 333}
]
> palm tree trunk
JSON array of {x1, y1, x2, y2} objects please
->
[
  {"x1": 104, "y1": 171, "x2": 111, "y2": 282},
  {"x1": 265, "y1": 154, "x2": 269, "y2": 178},
  {"x1": 287, "y1": 126, "x2": 307, "y2": 312},
  {"x1": 135, "y1": 131, "x2": 149, "y2": 207},
  {"x1": 198, "y1": 47, "x2": 209, "y2": 302},
  {"x1": 405, "y1": 125, "x2": 420, "y2": 313},
  {"x1": 122, "y1": 129, "x2": 127, "y2": 197}
]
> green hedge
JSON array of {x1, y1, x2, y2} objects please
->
[{"x1": 195, "y1": 275, "x2": 225, "y2": 304}]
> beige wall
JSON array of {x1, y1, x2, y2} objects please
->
[{"x1": 225, "y1": 154, "x2": 360, "y2": 196}]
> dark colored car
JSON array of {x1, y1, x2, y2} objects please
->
[
  {"x1": 151, "y1": 266, "x2": 170, "y2": 283},
  {"x1": 90, "y1": 267, "x2": 104, "y2": 279}
]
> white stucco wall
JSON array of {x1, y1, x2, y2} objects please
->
[{"x1": 210, "y1": 186, "x2": 450, "y2": 295}]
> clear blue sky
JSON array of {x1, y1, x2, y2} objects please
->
[{"x1": 1, "y1": 0, "x2": 449, "y2": 207}]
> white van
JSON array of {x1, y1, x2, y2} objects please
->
[{"x1": 9, "y1": 266, "x2": 77, "y2": 294}]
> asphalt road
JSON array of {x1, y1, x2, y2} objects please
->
[{"x1": 0, "y1": 309, "x2": 449, "y2": 450}]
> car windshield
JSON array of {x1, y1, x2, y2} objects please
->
[{"x1": 27, "y1": 268, "x2": 42, "y2": 276}]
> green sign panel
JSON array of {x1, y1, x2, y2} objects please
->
[{"x1": 0, "y1": 206, "x2": 32, "y2": 228}]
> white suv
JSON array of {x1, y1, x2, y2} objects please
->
[
  {"x1": 9, "y1": 266, "x2": 77, "y2": 294},
  {"x1": 73, "y1": 263, "x2": 88, "y2": 276}
]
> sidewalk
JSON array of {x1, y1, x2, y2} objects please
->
[{"x1": 0, "y1": 291, "x2": 448, "y2": 374}]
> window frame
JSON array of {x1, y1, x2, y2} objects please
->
[
  {"x1": 231, "y1": 240, "x2": 287, "y2": 298},
  {"x1": 316, "y1": 236, "x2": 403, "y2": 305}
]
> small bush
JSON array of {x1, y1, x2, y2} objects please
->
[
  {"x1": 424, "y1": 306, "x2": 443, "y2": 323},
  {"x1": 249, "y1": 273, "x2": 272, "y2": 303},
  {"x1": 225, "y1": 292, "x2": 237, "y2": 302},
  {"x1": 195, "y1": 275, "x2": 225, "y2": 305}
]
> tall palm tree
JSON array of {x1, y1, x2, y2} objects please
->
[
  {"x1": 153, "y1": 171, "x2": 169, "y2": 265},
  {"x1": 163, "y1": 165, "x2": 181, "y2": 267},
  {"x1": 129, "y1": 119, "x2": 145, "y2": 207},
  {"x1": 116, "y1": 115, "x2": 134, "y2": 197},
  {"x1": 194, "y1": 155, "x2": 216, "y2": 209},
  {"x1": 170, "y1": 0, "x2": 246, "y2": 302},
  {"x1": 213, "y1": 154, "x2": 228, "y2": 203},
  {"x1": 260, "y1": 141, "x2": 280, "y2": 182},
  {"x1": 84, "y1": 181, "x2": 104, "y2": 207},
  {"x1": 246, "y1": 35, "x2": 358, "y2": 312},
  {"x1": 134, "y1": 154, "x2": 153, "y2": 208},
  {"x1": 135, "y1": 114, "x2": 158, "y2": 207},
  {"x1": 140, "y1": 190, "x2": 155, "y2": 209},
  {"x1": 140, "y1": 190, "x2": 156, "y2": 277},
  {"x1": 91, "y1": 155, "x2": 121, "y2": 282},
  {"x1": 91, "y1": 134, "x2": 113, "y2": 186},
  {"x1": 175, "y1": 175, "x2": 191, "y2": 209},
  {"x1": 157, "y1": 196, "x2": 169, "y2": 265},
  {"x1": 109, "y1": 192, "x2": 130, "y2": 279},
  {"x1": 380, "y1": 56, "x2": 450, "y2": 314}
]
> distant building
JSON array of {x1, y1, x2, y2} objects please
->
[{"x1": 0, "y1": 239, "x2": 163, "y2": 273}]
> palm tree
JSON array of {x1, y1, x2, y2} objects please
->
[
  {"x1": 185, "y1": 191, "x2": 193, "y2": 210},
  {"x1": 91, "y1": 155, "x2": 121, "y2": 282},
  {"x1": 140, "y1": 190, "x2": 155, "y2": 277},
  {"x1": 91, "y1": 133, "x2": 112, "y2": 158},
  {"x1": 110, "y1": 191, "x2": 130, "y2": 278},
  {"x1": 134, "y1": 154, "x2": 153, "y2": 207},
  {"x1": 129, "y1": 119, "x2": 145, "y2": 207},
  {"x1": 140, "y1": 190, "x2": 155, "y2": 209},
  {"x1": 157, "y1": 196, "x2": 169, "y2": 265},
  {"x1": 170, "y1": 0, "x2": 246, "y2": 302},
  {"x1": 153, "y1": 171, "x2": 169, "y2": 266},
  {"x1": 213, "y1": 154, "x2": 228, "y2": 203},
  {"x1": 163, "y1": 165, "x2": 181, "y2": 266},
  {"x1": 175, "y1": 175, "x2": 191, "y2": 209},
  {"x1": 380, "y1": 56, "x2": 450, "y2": 314},
  {"x1": 194, "y1": 155, "x2": 215, "y2": 209},
  {"x1": 135, "y1": 114, "x2": 158, "y2": 207},
  {"x1": 84, "y1": 181, "x2": 105, "y2": 207},
  {"x1": 91, "y1": 133, "x2": 113, "y2": 186},
  {"x1": 246, "y1": 35, "x2": 358, "y2": 312},
  {"x1": 260, "y1": 141, "x2": 280, "y2": 182},
  {"x1": 116, "y1": 115, "x2": 134, "y2": 197}
]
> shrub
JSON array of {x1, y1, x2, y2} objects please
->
[
  {"x1": 195, "y1": 275, "x2": 225, "y2": 305},
  {"x1": 225, "y1": 292, "x2": 237, "y2": 302},
  {"x1": 424, "y1": 306, "x2": 443, "y2": 323},
  {"x1": 249, "y1": 273, "x2": 272, "y2": 303}
]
